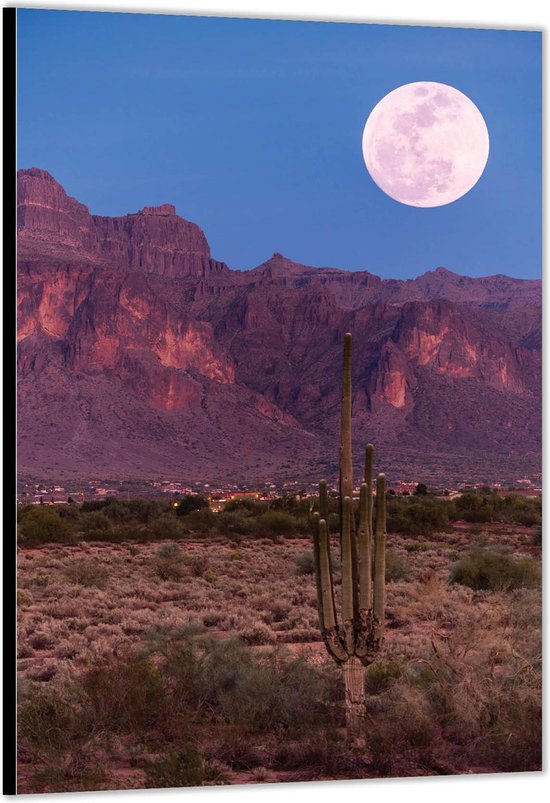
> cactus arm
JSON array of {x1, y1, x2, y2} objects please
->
[
  {"x1": 355, "y1": 481, "x2": 376, "y2": 661},
  {"x1": 365, "y1": 444, "x2": 374, "y2": 540},
  {"x1": 319, "y1": 479, "x2": 329, "y2": 521},
  {"x1": 317, "y1": 519, "x2": 337, "y2": 630},
  {"x1": 318, "y1": 518, "x2": 348, "y2": 663},
  {"x1": 373, "y1": 473, "x2": 387, "y2": 645},
  {"x1": 312, "y1": 512, "x2": 325, "y2": 632},
  {"x1": 341, "y1": 496, "x2": 355, "y2": 654},
  {"x1": 357, "y1": 482, "x2": 372, "y2": 613}
]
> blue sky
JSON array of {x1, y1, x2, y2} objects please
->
[{"x1": 17, "y1": 9, "x2": 541, "y2": 279}]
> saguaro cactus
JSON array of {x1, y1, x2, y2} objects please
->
[{"x1": 313, "y1": 333, "x2": 387, "y2": 741}]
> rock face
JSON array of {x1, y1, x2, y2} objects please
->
[{"x1": 17, "y1": 169, "x2": 541, "y2": 485}]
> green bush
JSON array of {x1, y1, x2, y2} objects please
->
[
  {"x1": 156, "y1": 542, "x2": 182, "y2": 559},
  {"x1": 175, "y1": 495, "x2": 209, "y2": 516},
  {"x1": 366, "y1": 660, "x2": 402, "y2": 694},
  {"x1": 80, "y1": 656, "x2": 167, "y2": 734},
  {"x1": 17, "y1": 506, "x2": 76, "y2": 546},
  {"x1": 64, "y1": 559, "x2": 109, "y2": 588},
  {"x1": 18, "y1": 685, "x2": 88, "y2": 754},
  {"x1": 216, "y1": 510, "x2": 256, "y2": 538},
  {"x1": 183, "y1": 508, "x2": 217, "y2": 534},
  {"x1": 99, "y1": 500, "x2": 133, "y2": 522},
  {"x1": 268, "y1": 495, "x2": 312, "y2": 516},
  {"x1": 256, "y1": 511, "x2": 297, "y2": 538},
  {"x1": 126, "y1": 499, "x2": 168, "y2": 523},
  {"x1": 148, "y1": 516, "x2": 186, "y2": 540},
  {"x1": 185, "y1": 555, "x2": 206, "y2": 578},
  {"x1": 387, "y1": 497, "x2": 451, "y2": 535},
  {"x1": 294, "y1": 551, "x2": 315, "y2": 575},
  {"x1": 450, "y1": 549, "x2": 541, "y2": 592},
  {"x1": 154, "y1": 543, "x2": 185, "y2": 580},
  {"x1": 144, "y1": 746, "x2": 216, "y2": 789},
  {"x1": 385, "y1": 549, "x2": 411, "y2": 582},
  {"x1": 79, "y1": 511, "x2": 113, "y2": 538},
  {"x1": 195, "y1": 639, "x2": 338, "y2": 736},
  {"x1": 452, "y1": 492, "x2": 541, "y2": 526},
  {"x1": 80, "y1": 500, "x2": 110, "y2": 513},
  {"x1": 223, "y1": 498, "x2": 265, "y2": 515}
]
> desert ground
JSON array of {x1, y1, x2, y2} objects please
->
[{"x1": 16, "y1": 507, "x2": 541, "y2": 793}]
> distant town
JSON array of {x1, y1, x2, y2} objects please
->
[{"x1": 17, "y1": 474, "x2": 542, "y2": 508}]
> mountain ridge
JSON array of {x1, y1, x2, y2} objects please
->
[{"x1": 17, "y1": 168, "x2": 541, "y2": 486}]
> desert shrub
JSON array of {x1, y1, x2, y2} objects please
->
[
  {"x1": 56, "y1": 503, "x2": 81, "y2": 522},
  {"x1": 25, "y1": 764, "x2": 109, "y2": 795},
  {"x1": 500, "y1": 494, "x2": 541, "y2": 526},
  {"x1": 189, "y1": 555, "x2": 209, "y2": 577},
  {"x1": 148, "y1": 516, "x2": 186, "y2": 540},
  {"x1": 18, "y1": 685, "x2": 89, "y2": 755},
  {"x1": 17, "y1": 506, "x2": 76, "y2": 546},
  {"x1": 262, "y1": 600, "x2": 291, "y2": 625},
  {"x1": 99, "y1": 500, "x2": 133, "y2": 522},
  {"x1": 152, "y1": 636, "x2": 208, "y2": 714},
  {"x1": 271, "y1": 733, "x2": 362, "y2": 776},
  {"x1": 64, "y1": 559, "x2": 109, "y2": 588},
  {"x1": 212, "y1": 735, "x2": 265, "y2": 770},
  {"x1": 144, "y1": 746, "x2": 215, "y2": 789},
  {"x1": 175, "y1": 495, "x2": 209, "y2": 516},
  {"x1": 268, "y1": 495, "x2": 311, "y2": 516},
  {"x1": 29, "y1": 631, "x2": 54, "y2": 650},
  {"x1": 294, "y1": 551, "x2": 315, "y2": 575},
  {"x1": 366, "y1": 660, "x2": 402, "y2": 694},
  {"x1": 80, "y1": 499, "x2": 110, "y2": 512},
  {"x1": 216, "y1": 510, "x2": 256, "y2": 538},
  {"x1": 154, "y1": 543, "x2": 185, "y2": 580},
  {"x1": 80, "y1": 656, "x2": 167, "y2": 734},
  {"x1": 240, "y1": 623, "x2": 276, "y2": 646},
  {"x1": 470, "y1": 681, "x2": 542, "y2": 771},
  {"x1": 223, "y1": 498, "x2": 265, "y2": 515},
  {"x1": 451, "y1": 492, "x2": 541, "y2": 526},
  {"x1": 183, "y1": 508, "x2": 217, "y2": 534},
  {"x1": 197, "y1": 640, "x2": 338, "y2": 736},
  {"x1": 80, "y1": 524, "x2": 150, "y2": 543},
  {"x1": 452, "y1": 492, "x2": 495, "y2": 522},
  {"x1": 161, "y1": 637, "x2": 340, "y2": 737},
  {"x1": 404, "y1": 541, "x2": 430, "y2": 553},
  {"x1": 78, "y1": 511, "x2": 113, "y2": 538},
  {"x1": 155, "y1": 558, "x2": 183, "y2": 580},
  {"x1": 531, "y1": 526, "x2": 542, "y2": 546},
  {"x1": 156, "y1": 542, "x2": 181, "y2": 559},
  {"x1": 125, "y1": 498, "x2": 167, "y2": 523},
  {"x1": 508, "y1": 507, "x2": 540, "y2": 526},
  {"x1": 368, "y1": 683, "x2": 437, "y2": 776},
  {"x1": 256, "y1": 511, "x2": 297, "y2": 538},
  {"x1": 385, "y1": 549, "x2": 411, "y2": 582},
  {"x1": 386, "y1": 497, "x2": 450, "y2": 535},
  {"x1": 450, "y1": 549, "x2": 541, "y2": 592}
]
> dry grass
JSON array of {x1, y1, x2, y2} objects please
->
[{"x1": 16, "y1": 521, "x2": 541, "y2": 791}]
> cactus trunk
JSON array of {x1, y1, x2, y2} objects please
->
[
  {"x1": 339, "y1": 333, "x2": 353, "y2": 504},
  {"x1": 312, "y1": 334, "x2": 389, "y2": 746},
  {"x1": 343, "y1": 656, "x2": 367, "y2": 742}
]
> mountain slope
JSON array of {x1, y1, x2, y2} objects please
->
[{"x1": 17, "y1": 169, "x2": 541, "y2": 485}]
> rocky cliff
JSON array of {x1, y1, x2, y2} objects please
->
[{"x1": 17, "y1": 169, "x2": 541, "y2": 485}]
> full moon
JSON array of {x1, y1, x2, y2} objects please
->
[{"x1": 362, "y1": 82, "x2": 489, "y2": 207}]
